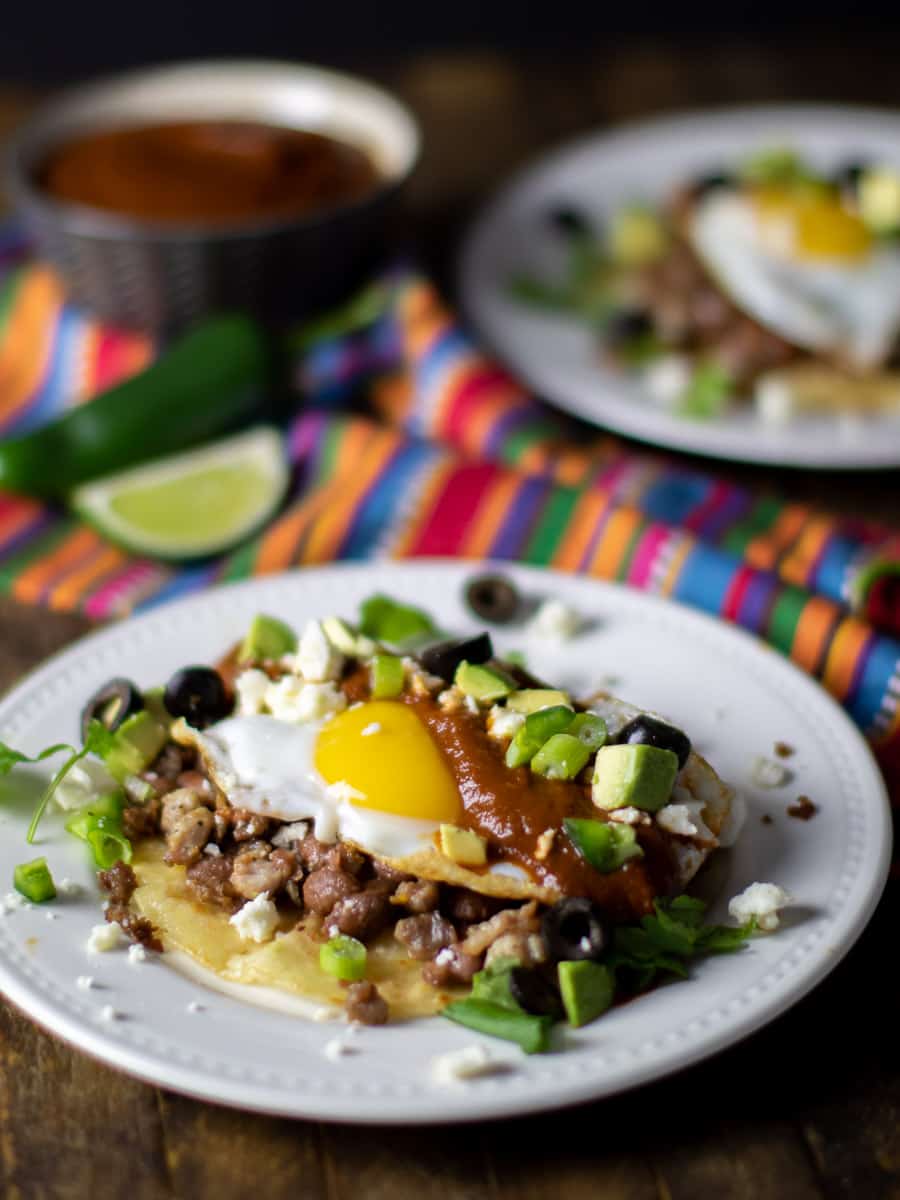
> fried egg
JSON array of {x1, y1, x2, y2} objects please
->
[
  {"x1": 688, "y1": 187, "x2": 900, "y2": 367},
  {"x1": 179, "y1": 701, "x2": 460, "y2": 860}
]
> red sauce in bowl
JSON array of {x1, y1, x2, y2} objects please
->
[{"x1": 38, "y1": 121, "x2": 382, "y2": 225}]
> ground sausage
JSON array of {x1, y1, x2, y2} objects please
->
[
  {"x1": 422, "y1": 945, "x2": 483, "y2": 988},
  {"x1": 121, "y1": 798, "x2": 161, "y2": 841},
  {"x1": 442, "y1": 887, "x2": 500, "y2": 925},
  {"x1": 485, "y1": 930, "x2": 546, "y2": 968},
  {"x1": 460, "y1": 901, "x2": 539, "y2": 957},
  {"x1": 344, "y1": 981, "x2": 388, "y2": 1025},
  {"x1": 175, "y1": 769, "x2": 216, "y2": 799},
  {"x1": 185, "y1": 854, "x2": 238, "y2": 910},
  {"x1": 152, "y1": 743, "x2": 185, "y2": 781},
  {"x1": 394, "y1": 912, "x2": 457, "y2": 960},
  {"x1": 97, "y1": 860, "x2": 138, "y2": 906},
  {"x1": 327, "y1": 888, "x2": 392, "y2": 942},
  {"x1": 230, "y1": 808, "x2": 271, "y2": 842},
  {"x1": 230, "y1": 847, "x2": 296, "y2": 900},
  {"x1": 302, "y1": 866, "x2": 360, "y2": 914},
  {"x1": 160, "y1": 788, "x2": 208, "y2": 834},
  {"x1": 370, "y1": 860, "x2": 413, "y2": 887},
  {"x1": 164, "y1": 807, "x2": 215, "y2": 866},
  {"x1": 391, "y1": 879, "x2": 440, "y2": 914}
]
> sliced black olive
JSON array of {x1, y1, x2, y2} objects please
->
[
  {"x1": 618, "y1": 714, "x2": 691, "y2": 769},
  {"x1": 692, "y1": 170, "x2": 735, "y2": 197},
  {"x1": 464, "y1": 574, "x2": 521, "y2": 624},
  {"x1": 80, "y1": 678, "x2": 144, "y2": 742},
  {"x1": 541, "y1": 898, "x2": 607, "y2": 963},
  {"x1": 419, "y1": 633, "x2": 493, "y2": 682},
  {"x1": 834, "y1": 160, "x2": 868, "y2": 194},
  {"x1": 509, "y1": 966, "x2": 564, "y2": 1019},
  {"x1": 603, "y1": 308, "x2": 654, "y2": 348},
  {"x1": 163, "y1": 666, "x2": 231, "y2": 729},
  {"x1": 546, "y1": 205, "x2": 592, "y2": 238}
]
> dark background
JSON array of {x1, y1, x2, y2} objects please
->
[{"x1": 4, "y1": 3, "x2": 900, "y2": 85}]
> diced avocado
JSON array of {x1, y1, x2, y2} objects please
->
[
  {"x1": 591, "y1": 743, "x2": 679, "y2": 812},
  {"x1": 370, "y1": 653, "x2": 405, "y2": 699},
  {"x1": 323, "y1": 616, "x2": 377, "y2": 660},
  {"x1": 439, "y1": 823, "x2": 487, "y2": 866},
  {"x1": 531, "y1": 733, "x2": 590, "y2": 780},
  {"x1": 608, "y1": 206, "x2": 667, "y2": 266},
  {"x1": 455, "y1": 661, "x2": 515, "y2": 704},
  {"x1": 239, "y1": 613, "x2": 297, "y2": 663},
  {"x1": 506, "y1": 688, "x2": 571, "y2": 714},
  {"x1": 558, "y1": 960, "x2": 615, "y2": 1027},
  {"x1": 859, "y1": 167, "x2": 900, "y2": 234},
  {"x1": 101, "y1": 710, "x2": 168, "y2": 783},
  {"x1": 505, "y1": 705, "x2": 574, "y2": 768},
  {"x1": 564, "y1": 818, "x2": 644, "y2": 872}
]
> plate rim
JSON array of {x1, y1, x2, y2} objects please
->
[
  {"x1": 458, "y1": 102, "x2": 900, "y2": 470},
  {"x1": 0, "y1": 559, "x2": 892, "y2": 1123}
]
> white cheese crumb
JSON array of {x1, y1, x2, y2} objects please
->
[
  {"x1": 202, "y1": 843, "x2": 222, "y2": 857},
  {"x1": 294, "y1": 619, "x2": 344, "y2": 683},
  {"x1": 360, "y1": 722, "x2": 382, "y2": 737},
  {"x1": 487, "y1": 705, "x2": 525, "y2": 741},
  {"x1": 534, "y1": 828, "x2": 556, "y2": 861},
  {"x1": 326, "y1": 780, "x2": 367, "y2": 804},
  {"x1": 656, "y1": 803, "x2": 699, "y2": 837},
  {"x1": 45, "y1": 911, "x2": 60, "y2": 921},
  {"x1": 312, "y1": 1005, "x2": 338, "y2": 1022},
  {"x1": 751, "y1": 755, "x2": 790, "y2": 789},
  {"x1": 127, "y1": 943, "x2": 148, "y2": 966},
  {"x1": 229, "y1": 893, "x2": 280, "y2": 943},
  {"x1": 755, "y1": 377, "x2": 795, "y2": 426},
  {"x1": 529, "y1": 598, "x2": 582, "y2": 641},
  {"x1": 608, "y1": 806, "x2": 650, "y2": 826},
  {"x1": 717, "y1": 790, "x2": 747, "y2": 849},
  {"x1": 86, "y1": 923, "x2": 124, "y2": 953},
  {"x1": 76, "y1": 975, "x2": 96, "y2": 990},
  {"x1": 234, "y1": 668, "x2": 270, "y2": 715},
  {"x1": 643, "y1": 354, "x2": 691, "y2": 408},
  {"x1": 430, "y1": 1045, "x2": 501, "y2": 1085},
  {"x1": 99, "y1": 1004, "x2": 122, "y2": 1022},
  {"x1": 54, "y1": 756, "x2": 119, "y2": 811},
  {"x1": 402, "y1": 657, "x2": 444, "y2": 695},
  {"x1": 728, "y1": 882, "x2": 792, "y2": 932},
  {"x1": 3, "y1": 891, "x2": 28, "y2": 913},
  {"x1": 323, "y1": 1037, "x2": 355, "y2": 1062},
  {"x1": 57, "y1": 878, "x2": 82, "y2": 898},
  {"x1": 265, "y1": 676, "x2": 346, "y2": 723},
  {"x1": 186, "y1": 1001, "x2": 206, "y2": 1014},
  {"x1": 271, "y1": 820, "x2": 310, "y2": 849},
  {"x1": 463, "y1": 694, "x2": 480, "y2": 715}
]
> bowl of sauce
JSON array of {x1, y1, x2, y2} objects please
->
[{"x1": 6, "y1": 61, "x2": 420, "y2": 331}]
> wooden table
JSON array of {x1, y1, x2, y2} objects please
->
[{"x1": 1, "y1": 44, "x2": 899, "y2": 1199}]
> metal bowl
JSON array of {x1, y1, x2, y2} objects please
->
[{"x1": 4, "y1": 60, "x2": 421, "y2": 332}]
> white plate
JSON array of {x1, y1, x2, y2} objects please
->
[
  {"x1": 0, "y1": 562, "x2": 890, "y2": 1122},
  {"x1": 459, "y1": 105, "x2": 900, "y2": 468}
]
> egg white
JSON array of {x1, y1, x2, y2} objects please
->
[
  {"x1": 192, "y1": 714, "x2": 441, "y2": 860},
  {"x1": 688, "y1": 190, "x2": 900, "y2": 368}
]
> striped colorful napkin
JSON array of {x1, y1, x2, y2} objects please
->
[{"x1": 1, "y1": 242, "x2": 899, "y2": 798}]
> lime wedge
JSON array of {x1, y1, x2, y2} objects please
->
[{"x1": 71, "y1": 426, "x2": 288, "y2": 561}]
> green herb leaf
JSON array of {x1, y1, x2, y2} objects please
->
[
  {"x1": 0, "y1": 741, "x2": 75, "y2": 777},
  {"x1": 678, "y1": 362, "x2": 734, "y2": 421},
  {"x1": 82, "y1": 719, "x2": 117, "y2": 760},
  {"x1": 470, "y1": 957, "x2": 522, "y2": 1011}
]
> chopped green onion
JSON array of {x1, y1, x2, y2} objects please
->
[
  {"x1": 531, "y1": 733, "x2": 591, "y2": 780},
  {"x1": 442, "y1": 998, "x2": 551, "y2": 1054},
  {"x1": 13, "y1": 856, "x2": 56, "y2": 903},
  {"x1": 567, "y1": 712, "x2": 608, "y2": 752},
  {"x1": 319, "y1": 934, "x2": 367, "y2": 982},
  {"x1": 65, "y1": 803, "x2": 132, "y2": 870},
  {"x1": 678, "y1": 362, "x2": 733, "y2": 421},
  {"x1": 564, "y1": 818, "x2": 644, "y2": 873},
  {"x1": 370, "y1": 653, "x2": 405, "y2": 699},
  {"x1": 505, "y1": 705, "x2": 574, "y2": 768}
]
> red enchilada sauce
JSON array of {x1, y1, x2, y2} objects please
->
[{"x1": 38, "y1": 121, "x2": 381, "y2": 224}]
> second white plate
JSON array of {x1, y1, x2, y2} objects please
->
[{"x1": 459, "y1": 105, "x2": 900, "y2": 468}]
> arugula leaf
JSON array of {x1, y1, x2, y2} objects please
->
[
  {"x1": 609, "y1": 896, "x2": 755, "y2": 990},
  {"x1": 0, "y1": 741, "x2": 76, "y2": 776}
]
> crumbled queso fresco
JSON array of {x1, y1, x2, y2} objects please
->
[
  {"x1": 728, "y1": 882, "x2": 792, "y2": 932},
  {"x1": 86, "y1": 922, "x2": 124, "y2": 953},
  {"x1": 430, "y1": 1044, "x2": 502, "y2": 1085},
  {"x1": 529, "y1": 599, "x2": 582, "y2": 640},
  {"x1": 229, "y1": 892, "x2": 280, "y2": 943}
]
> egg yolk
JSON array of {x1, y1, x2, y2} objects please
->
[
  {"x1": 314, "y1": 700, "x2": 460, "y2": 823},
  {"x1": 753, "y1": 186, "x2": 871, "y2": 261}
]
